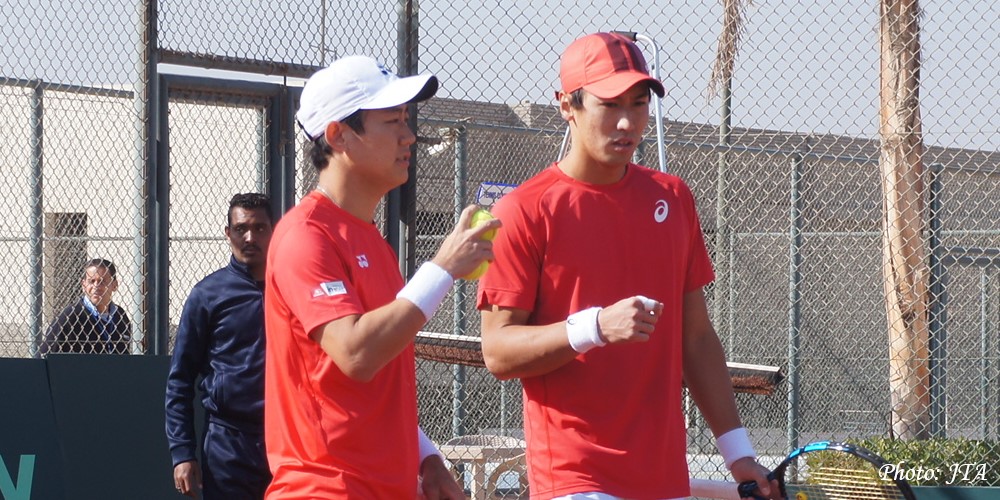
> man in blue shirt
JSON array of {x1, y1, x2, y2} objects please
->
[
  {"x1": 40, "y1": 258, "x2": 133, "y2": 355},
  {"x1": 165, "y1": 193, "x2": 274, "y2": 499}
]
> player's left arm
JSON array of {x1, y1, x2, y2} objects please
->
[
  {"x1": 681, "y1": 287, "x2": 741, "y2": 434},
  {"x1": 417, "y1": 427, "x2": 463, "y2": 499},
  {"x1": 681, "y1": 288, "x2": 777, "y2": 497}
]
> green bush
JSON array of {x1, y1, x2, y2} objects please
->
[{"x1": 805, "y1": 437, "x2": 1000, "y2": 487}]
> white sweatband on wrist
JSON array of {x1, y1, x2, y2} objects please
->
[
  {"x1": 717, "y1": 427, "x2": 756, "y2": 470},
  {"x1": 397, "y1": 262, "x2": 454, "y2": 321},
  {"x1": 566, "y1": 307, "x2": 605, "y2": 353},
  {"x1": 417, "y1": 427, "x2": 444, "y2": 462}
]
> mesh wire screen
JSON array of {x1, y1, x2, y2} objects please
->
[
  {"x1": 164, "y1": 94, "x2": 269, "y2": 350},
  {"x1": 0, "y1": 82, "x2": 146, "y2": 357},
  {"x1": 1, "y1": 0, "x2": 998, "y2": 495}
]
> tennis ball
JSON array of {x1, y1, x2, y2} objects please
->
[
  {"x1": 470, "y1": 208, "x2": 497, "y2": 241},
  {"x1": 463, "y1": 208, "x2": 496, "y2": 280}
]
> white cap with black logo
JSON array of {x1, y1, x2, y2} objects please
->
[{"x1": 296, "y1": 55, "x2": 439, "y2": 140}]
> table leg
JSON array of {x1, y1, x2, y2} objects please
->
[{"x1": 470, "y1": 460, "x2": 486, "y2": 500}]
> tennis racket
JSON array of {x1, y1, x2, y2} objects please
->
[{"x1": 735, "y1": 440, "x2": 917, "y2": 500}]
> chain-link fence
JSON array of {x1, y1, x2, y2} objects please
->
[{"x1": 2, "y1": 0, "x2": 998, "y2": 495}]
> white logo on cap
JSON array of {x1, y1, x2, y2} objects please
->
[{"x1": 654, "y1": 200, "x2": 669, "y2": 223}]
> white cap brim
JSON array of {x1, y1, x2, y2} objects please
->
[
  {"x1": 362, "y1": 73, "x2": 438, "y2": 112},
  {"x1": 296, "y1": 56, "x2": 439, "y2": 141}
]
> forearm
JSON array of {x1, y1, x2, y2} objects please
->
[
  {"x1": 481, "y1": 296, "x2": 660, "y2": 379},
  {"x1": 317, "y1": 262, "x2": 455, "y2": 381},
  {"x1": 164, "y1": 396, "x2": 198, "y2": 464},
  {"x1": 165, "y1": 364, "x2": 200, "y2": 463},
  {"x1": 481, "y1": 320, "x2": 578, "y2": 380},
  {"x1": 315, "y1": 298, "x2": 429, "y2": 382},
  {"x1": 683, "y1": 329, "x2": 742, "y2": 436}
]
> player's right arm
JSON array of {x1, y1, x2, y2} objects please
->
[
  {"x1": 481, "y1": 296, "x2": 661, "y2": 380},
  {"x1": 311, "y1": 303, "x2": 438, "y2": 382},
  {"x1": 311, "y1": 205, "x2": 499, "y2": 382}
]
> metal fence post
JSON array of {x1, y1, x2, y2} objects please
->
[
  {"x1": 788, "y1": 153, "x2": 803, "y2": 453},
  {"x1": 134, "y1": 0, "x2": 158, "y2": 354},
  {"x1": 928, "y1": 163, "x2": 945, "y2": 437},
  {"x1": 980, "y1": 267, "x2": 995, "y2": 439},
  {"x1": 452, "y1": 126, "x2": 468, "y2": 438},
  {"x1": 29, "y1": 81, "x2": 44, "y2": 358},
  {"x1": 393, "y1": 0, "x2": 420, "y2": 278},
  {"x1": 152, "y1": 76, "x2": 170, "y2": 356}
]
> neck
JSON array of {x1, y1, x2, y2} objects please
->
[
  {"x1": 247, "y1": 264, "x2": 265, "y2": 282},
  {"x1": 557, "y1": 150, "x2": 628, "y2": 185},
  {"x1": 316, "y1": 171, "x2": 382, "y2": 222},
  {"x1": 90, "y1": 297, "x2": 111, "y2": 314}
]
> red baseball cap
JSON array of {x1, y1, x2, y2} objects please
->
[{"x1": 559, "y1": 32, "x2": 665, "y2": 99}]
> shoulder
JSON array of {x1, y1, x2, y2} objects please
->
[
  {"x1": 274, "y1": 199, "x2": 353, "y2": 245},
  {"x1": 194, "y1": 266, "x2": 231, "y2": 290},
  {"x1": 507, "y1": 165, "x2": 563, "y2": 198},
  {"x1": 114, "y1": 305, "x2": 131, "y2": 322},
  {"x1": 632, "y1": 166, "x2": 699, "y2": 208},
  {"x1": 57, "y1": 298, "x2": 87, "y2": 317},
  {"x1": 633, "y1": 164, "x2": 691, "y2": 190},
  {"x1": 494, "y1": 166, "x2": 564, "y2": 218}
]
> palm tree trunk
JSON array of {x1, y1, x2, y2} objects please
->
[{"x1": 879, "y1": 0, "x2": 930, "y2": 440}]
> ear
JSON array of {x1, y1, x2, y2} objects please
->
[
  {"x1": 324, "y1": 121, "x2": 349, "y2": 152},
  {"x1": 558, "y1": 91, "x2": 575, "y2": 123}
]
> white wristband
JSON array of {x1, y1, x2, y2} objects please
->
[
  {"x1": 566, "y1": 307, "x2": 605, "y2": 353},
  {"x1": 716, "y1": 427, "x2": 756, "y2": 470},
  {"x1": 397, "y1": 262, "x2": 454, "y2": 321},
  {"x1": 417, "y1": 427, "x2": 444, "y2": 463}
]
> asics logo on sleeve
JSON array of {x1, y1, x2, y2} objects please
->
[
  {"x1": 654, "y1": 200, "x2": 669, "y2": 223},
  {"x1": 356, "y1": 254, "x2": 369, "y2": 268}
]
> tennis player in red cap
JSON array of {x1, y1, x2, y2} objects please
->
[{"x1": 478, "y1": 33, "x2": 778, "y2": 499}]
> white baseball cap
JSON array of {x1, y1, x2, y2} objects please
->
[{"x1": 296, "y1": 55, "x2": 439, "y2": 140}]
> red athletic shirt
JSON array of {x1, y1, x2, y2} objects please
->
[
  {"x1": 264, "y1": 192, "x2": 418, "y2": 499},
  {"x1": 477, "y1": 164, "x2": 715, "y2": 499}
]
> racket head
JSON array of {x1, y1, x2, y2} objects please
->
[{"x1": 739, "y1": 441, "x2": 917, "y2": 500}]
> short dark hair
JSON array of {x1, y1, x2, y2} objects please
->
[
  {"x1": 567, "y1": 86, "x2": 652, "y2": 109},
  {"x1": 228, "y1": 193, "x2": 273, "y2": 226},
  {"x1": 307, "y1": 109, "x2": 366, "y2": 172},
  {"x1": 83, "y1": 258, "x2": 117, "y2": 280}
]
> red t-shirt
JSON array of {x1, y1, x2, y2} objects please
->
[
  {"x1": 264, "y1": 192, "x2": 418, "y2": 499},
  {"x1": 477, "y1": 164, "x2": 715, "y2": 499}
]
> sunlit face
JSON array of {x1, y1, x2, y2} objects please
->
[
  {"x1": 225, "y1": 207, "x2": 273, "y2": 271},
  {"x1": 564, "y1": 84, "x2": 650, "y2": 169},
  {"x1": 81, "y1": 265, "x2": 117, "y2": 311},
  {"x1": 342, "y1": 105, "x2": 417, "y2": 190}
]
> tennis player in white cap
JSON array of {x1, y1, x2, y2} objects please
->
[{"x1": 263, "y1": 55, "x2": 498, "y2": 499}]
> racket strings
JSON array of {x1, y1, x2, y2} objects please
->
[{"x1": 797, "y1": 466, "x2": 907, "y2": 499}]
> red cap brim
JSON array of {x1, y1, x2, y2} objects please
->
[{"x1": 583, "y1": 71, "x2": 665, "y2": 100}]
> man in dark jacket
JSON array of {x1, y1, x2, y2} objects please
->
[
  {"x1": 165, "y1": 193, "x2": 273, "y2": 499},
  {"x1": 40, "y1": 258, "x2": 133, "y2": 355}
]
